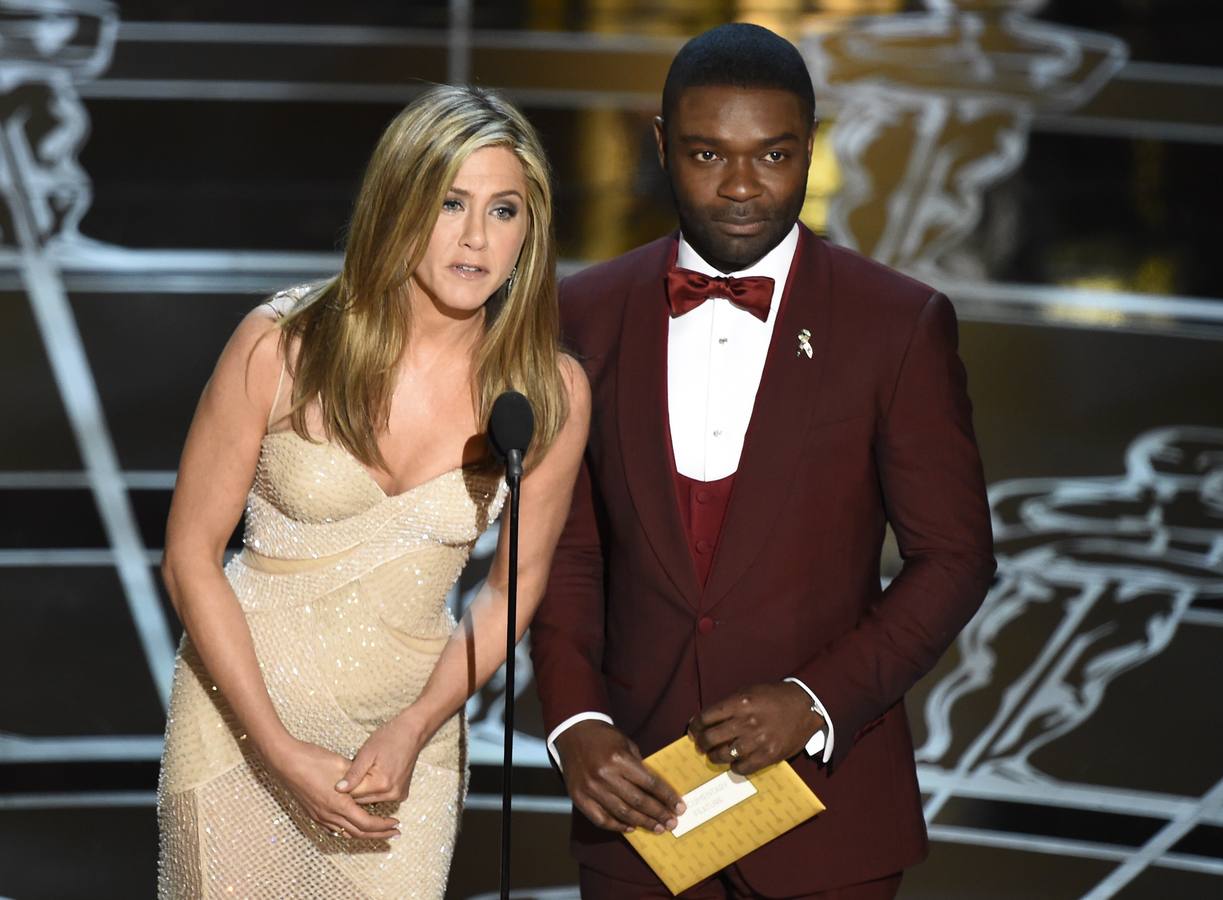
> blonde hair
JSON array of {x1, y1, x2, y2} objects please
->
[{"x1": 277, "y1": 84, "x2": 565, "y2": 471}]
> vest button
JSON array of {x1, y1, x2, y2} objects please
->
[
  {"x1": 696, "y1": 490, "x2": 712, "y2": 504},
  {"x1": 697, "y1": 616, "x2": 716, "y2": 635},
  {"x1": 695, "y1": 539, "x2": 713, "y2": 554}
]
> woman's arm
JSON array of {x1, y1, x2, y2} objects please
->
[
  {"x1": 163, "y1": 306, "x2": 399, "y2": 840},
  {"x1": 337, "y1": 356, "x2": 592, "y2": 802}
]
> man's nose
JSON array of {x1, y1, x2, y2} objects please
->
[{"x1": 717, "y1": 159, "x2": 763, "y2": 203}]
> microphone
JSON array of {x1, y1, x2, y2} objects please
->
[
  {"x1": 488, "y1": 390, "x2": 535, "y2": 488},
  {"x1": 487, "y1": 390, "x2": 535, "y2": 900}
]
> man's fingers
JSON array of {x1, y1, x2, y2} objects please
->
[
  {"x1": 690, "y1": 696, "x2": 740, "y2": 733},
  {"x1": 574, "y1": 791, "x2": 632, "y2": 833},
  {"x1": 620, "y1": 761, "x2": 685, "y2": 816},
  {"x1": 591, "y1": 781, "x2": 670, "y2": 833},
  {"x1": 608, "y1": 776, "x2": 678, "y2": 831},
  {"x1": 731, "y1": 732, "x2": 780, "y2": 775},
  {"x1": 690, "y1": 719, "x2": 741, "y2": 755},
  {"x1": 732, "y1": 752, "x2": 769, "y2": 777}
]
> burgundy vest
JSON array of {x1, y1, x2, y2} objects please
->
[
  {"x1": 663, "y1": 238, "x2": 798, "y2": 593},
  {"x1": 673, "y1": 470, "x2": 734, "y2": 589}
]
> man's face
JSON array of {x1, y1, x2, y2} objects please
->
[{"x1": 655, "y1": 85, "x2": 815, "y2": 273}]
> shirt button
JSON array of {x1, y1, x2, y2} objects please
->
[
  {"x1": 695, "y1": 539, "x2": 712, "y2": 554},
  {"x1": 697, "y1": 616, "x2": 716, "y2": 635},
  {"x1": 696, "y1": 490, "x2": 712, "y2": 504},
  {"x1": 718, "y1": 337, "x2": 728, "y2": 345},
  {"x1": 712, "y1": 429, "x2": 723, "y2": 438}
]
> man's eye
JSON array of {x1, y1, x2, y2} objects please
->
[
  {"x1": 696, "y1": 150, "x2": 718, "y2": 162},
  {"x1": 765, "y1": 151, "x2": 786, "y2": 162}
]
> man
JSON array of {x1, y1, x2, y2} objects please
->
[{"x1": 530, "y1": 23, "x2": 995, "y2": 899}]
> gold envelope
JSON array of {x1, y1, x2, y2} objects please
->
[{"x1": 624, "y1": 736, "x2": 826, "y2": 895}]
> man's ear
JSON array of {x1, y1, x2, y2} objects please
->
[{"x1": 653, "y1": 116, "x2": 667, "y2": 170}]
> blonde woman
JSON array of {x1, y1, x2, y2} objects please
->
[{"x1": 156, "y1": 85, "x2": 589, "y2": 898}]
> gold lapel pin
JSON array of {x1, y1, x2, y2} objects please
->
[{"x1": 796, "y1": 328, "x2": 813, "y2": 358}]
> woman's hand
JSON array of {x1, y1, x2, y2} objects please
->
[
  {"x1": 335, "y1": 713, "x2": 427, "y2": 805},
  {"x1": 265, "y1": 737, "x2": 401, "y2": 840}
]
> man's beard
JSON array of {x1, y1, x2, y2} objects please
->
[{"x1": 671, "y1": 181, "x2": 807, "y2": 273}]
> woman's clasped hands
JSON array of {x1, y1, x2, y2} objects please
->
[
  {"x1": 334, "y1": 712, "x2": 427, "y2": 812},
  {"x1": 265, "y1": 716, "x2": 424, "y2": 842}
]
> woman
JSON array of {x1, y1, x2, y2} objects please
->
[{"x1": 157, "y1": 85, "x2": 589, "y2": 898}]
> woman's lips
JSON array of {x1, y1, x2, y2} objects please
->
[{"x1": 449, "y1": 263, "x2": 488, "y2": 279}]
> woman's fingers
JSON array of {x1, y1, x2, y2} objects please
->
[
  {"x1": 336, "y1": 747, "x2": 376, "y2": 793},
  {"x1": 332, "y1": 813, "x2": 400, "y2": 841},
  {"x1": 339, "y1": 797, "x2": 399, "y2": 836},
  {"x1": 351, "y1": 790, "x2": 401, "y2": 805}
]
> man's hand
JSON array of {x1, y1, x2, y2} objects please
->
[
  {"x1": 689, "y1": 682, "x2": 825, "y2": 775},
  {"x1": 554, "y1": 720, "x2": 686, "y2": 834}
]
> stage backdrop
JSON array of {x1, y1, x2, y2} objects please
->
[{"x1": 1, "y1": 2, "x2": 1220, "y2": 898}]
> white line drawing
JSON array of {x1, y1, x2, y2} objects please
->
[
  {"x1": 802, "y1": 0, "x2": 1127, "y2": 277},
  {"x1": 915, "y1": 426, "x2": 1223, "y2": 894},
  {"x1": 0, "y1": 0, "x2": 177, "y2": 732},
  {"x1": 919, "y1": 427, "x2": 1223, "y2": 822}
]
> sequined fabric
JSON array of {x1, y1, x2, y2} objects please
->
[{"x1": 158, "y1": 431, "x2": 506, "y2": 899}]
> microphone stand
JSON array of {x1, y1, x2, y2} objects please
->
[{"x1": 499, "y1": 448, "x2": 524, "y2": 900}]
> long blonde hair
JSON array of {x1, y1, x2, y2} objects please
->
[{"x1": 278, "y1": 84, "x2": 565, "y2": 471}]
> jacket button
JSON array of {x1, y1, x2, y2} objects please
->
[{"x1": 697, "y1": 616, "x2": 716, "y2": 635}]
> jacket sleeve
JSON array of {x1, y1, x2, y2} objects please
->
[
  {"x1": 791, "y1": 292, "x2": 995, "y2": 765},
  {"x1": 528, "y1": 286, "x2": 614, "y2": 733}
]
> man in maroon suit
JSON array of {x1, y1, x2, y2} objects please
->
[{"x1": 530, "y1": 23, "x2": 995, "y2": 899}]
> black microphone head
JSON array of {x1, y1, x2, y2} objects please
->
[{"x1": 488, "y1": 390, "x2": 535, "y2": 463}]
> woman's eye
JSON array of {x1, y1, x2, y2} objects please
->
[
  {"x1": 442, "y1": 198, "x2": 462, "y2": 212},
  {"x1": 492, "y1": 205, "x2": 518, "y2": 220}
]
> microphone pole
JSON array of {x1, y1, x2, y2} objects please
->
[
  {"x1": 487, "y1": 390, "x2": 533, "y2": 900},
  {"x1": 500, "y1": 447, "x2": 523, "y2": 900}
]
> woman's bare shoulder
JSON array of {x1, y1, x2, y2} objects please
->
[{"x1": 557, "y1": 352, "x2": 591, "y2": 418}]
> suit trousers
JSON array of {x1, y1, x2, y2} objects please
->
[{"x1": 578, "y1": 865, "x2": 903, "y2": 899}]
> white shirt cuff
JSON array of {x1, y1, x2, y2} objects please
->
[
  {"x1": 784, "y1": 677, "x2": 834, "y2": 763},
  {"x1": 546, "y1": 711, "x2": 615, "y2": 771}
]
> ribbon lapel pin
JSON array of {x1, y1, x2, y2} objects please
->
[{"x1": 796, "y1": 328, "x2": 813, "y2": 359}]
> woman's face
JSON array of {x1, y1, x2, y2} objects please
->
[{"x1": 411, "y1": 145, "x2": 529, "y2": 317}]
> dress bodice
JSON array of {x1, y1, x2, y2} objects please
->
[{"x1": 244, "y1": 430, "x2": 507, "y2": 561}]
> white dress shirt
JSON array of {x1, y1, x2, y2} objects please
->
[{"x1": 547, "y1": 225, "x2": 835, "y2": 767}]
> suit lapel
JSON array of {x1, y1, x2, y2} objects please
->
[
  {"x1": 703, "y1": 227, "x2": 833, "y2": 611},
  {"x1": 617, "y1": 236, "x2": 703, "y2": 609}
]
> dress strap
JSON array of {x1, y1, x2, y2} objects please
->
[
  {"x1": 263, "y1": 300, "x2": 289, "y2": 431},
  {"x1": 267, "y1": 355, "x2": 288, "y2": 430}
]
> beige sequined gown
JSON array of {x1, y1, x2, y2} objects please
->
[{"x1": 157, "y1": 430, "x2": 507, "y2": 898}]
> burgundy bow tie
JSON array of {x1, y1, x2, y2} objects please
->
[{"x1": 665, "y1": 267, "x2": 775, "y2": 322}]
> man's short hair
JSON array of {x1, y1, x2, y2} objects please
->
[{"x1": 661, "y1": 23, "x2": 816, "y2": 125}]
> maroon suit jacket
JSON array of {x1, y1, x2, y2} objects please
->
[{"x1": 531, "y1": 225, "x2": 995, "y2": 894}]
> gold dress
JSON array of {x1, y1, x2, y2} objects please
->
[{"x1": 157, "y1": 430, "x2": 506, "y2": 899}]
